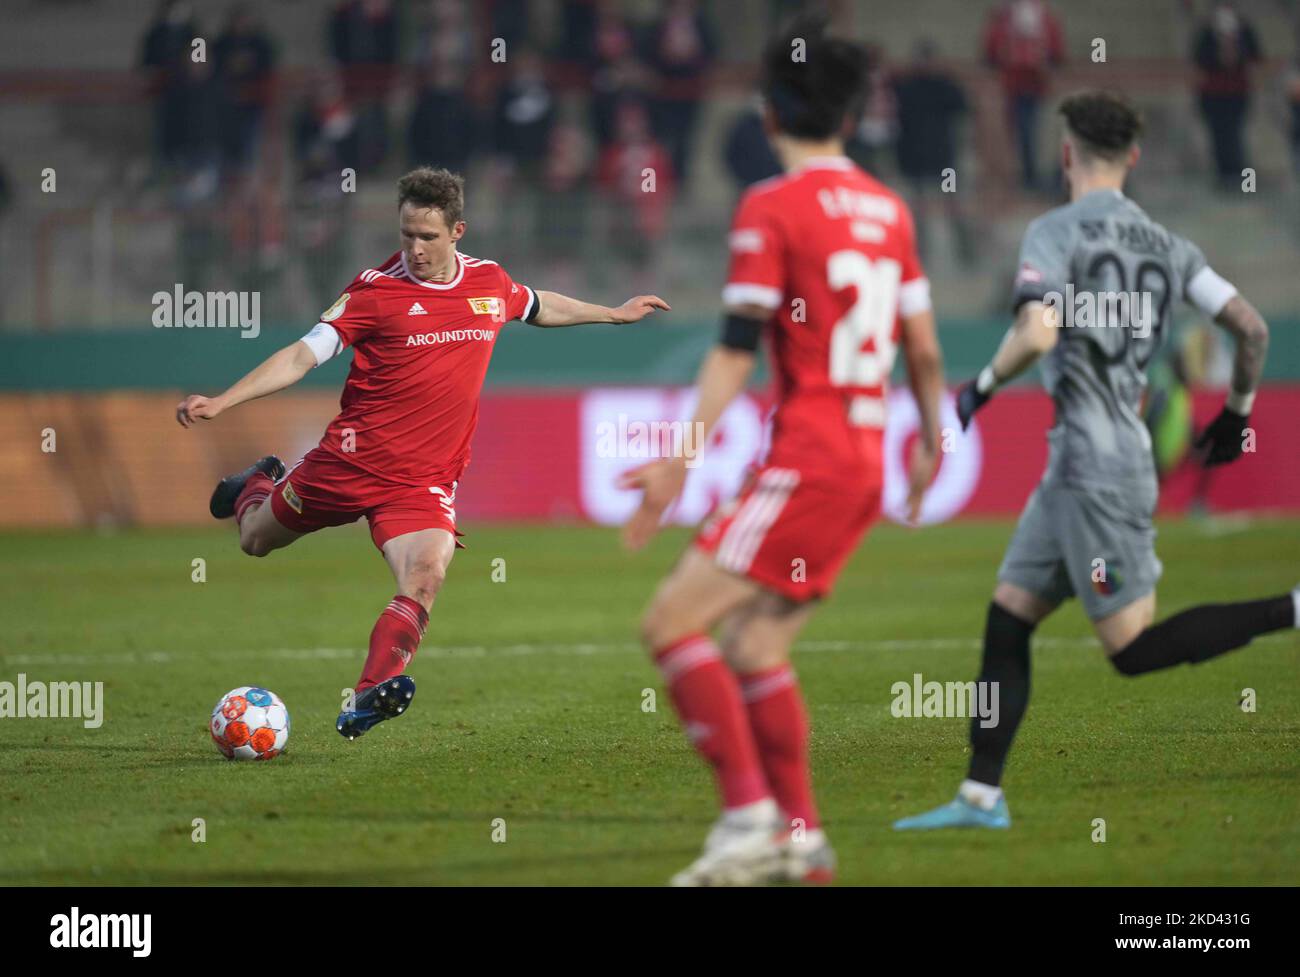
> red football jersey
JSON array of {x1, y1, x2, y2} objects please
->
[
  {"x1": 722, "y1": 156, "x2": 930, "y2": 482},
  {"x1": 306, "y1": 250, "x2": 537, "y2": 487}
]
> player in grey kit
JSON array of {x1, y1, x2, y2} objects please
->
[{"x1": 896, "y1": 91, "x2": 1299, "y2": 830}]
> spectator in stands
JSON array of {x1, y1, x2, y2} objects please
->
[
  {"x1": 486, "y1": 47, "x2": 556, "y2": 264},
  {"x1": 981, "y1": 0, "x2": 1064, "y2": 190},
  {"x1": 140, "y1": 0, "x2": 199, "y2": 175},
  {"x1": 408, "y1": 58, "x2": 478, "y2": 174},
  {"x1": 328, "y1": 0, "x2": 399, "y2": 172},
  {"x1": 597, "y1": 99, "x2": 674, "y2": 290},
  {"x1": 0, "y1": 158, "x2": 10, "y2": 326},
  {"x1": 329, "y1": 0, "x2": 398, "y2": 87},
  {"x1": 414, "y1": 0, "x2": 474, "y2": 78},
  {"x1": 294, "y1": 74, "x2": 358, "y2": 304},
  {"x1": 556, "y1": 0, "x2": 598, "y2": 64},
  {"x1": 892, "y1": 39, "x2": 974, "y2": 266},
  {"x1": 490, "y1": 0, "x2": 531, "y2": 52},
  {"x1": 491, "y1": 47, "x2": 556, "y2": 181},
  {"x1": 587, "y1": 0, "x2": 650, "y2": 149},
  {"x1": 173, "y1": 58, "x2": 224, "y2": 292},
  {"x1": 847, "y1": 41, "x2": 896, "y2": 178},
  {"x1": 723, "y1": 96, "x2": 782, "y2": 192},
  {"x1": 213, "y1": 3, "x2": 276, "y2": 180},
  {"x1": 1192, "y1": 3, "x2": 1262, "y2": 192},
  {"x1": 539, "y1": 117, "x2": 594, "y2": 292},
  {"x1": 294, "y1": 73, "x2": 361, "y2": 180},
  {"x1": 175, "y1": 56, "x2": 222, "y2": 202},
  {"x1": 1287, "y1": 53, "x2": 1300, "y2": 180},
  {"x1": 644, "y1": 0, "x2": 717, "y2": 186}
]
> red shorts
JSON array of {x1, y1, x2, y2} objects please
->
[
  {"x1": 694, "y1": 465, "x2": 881, "y2": 602},
  {"x1": 269, "y1": 447, "x2": 463, "y2": 552}
]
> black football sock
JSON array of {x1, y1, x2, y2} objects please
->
[
  {"x1": 1110, "y1": 595, "x2": 1295, "y2": 676},
  {"x1": 967, "y1": 602, "x2": 1035, "y2": 788}
]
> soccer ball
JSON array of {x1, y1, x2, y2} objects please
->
[{"x1": 210, "y1": 687, "x2": 290, "y2": 761}]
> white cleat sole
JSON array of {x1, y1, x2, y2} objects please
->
[{"x1": 670, "y1": 833, "x2": 784, "y2": 887}]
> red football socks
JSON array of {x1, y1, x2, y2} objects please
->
[
  {"x1": 356, "y1": 596, "x2": 429, "y2": 692},
  {"x1": 234, "y1": 472, "x2": 273, "y2": 525},
  {"x1": 654, "y1": 634, "x2": 770, "y2": 810},
  {"x1": 741, "y1": 664, "x2": 819, "y2": 830}
]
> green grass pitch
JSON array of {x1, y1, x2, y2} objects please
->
[{"x1": 1, "y1": 518, "x2": 1296, "y2": 885}]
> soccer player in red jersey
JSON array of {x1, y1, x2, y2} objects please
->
[
  {"x1": 177, "y1": 167, "x2": 668, "y2": 739},
  {"x1": 622, "y1": 16, "x2": 946, "y2": 885}
]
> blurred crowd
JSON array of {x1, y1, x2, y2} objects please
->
[
  {"x1": 137, "y1": 0, "x2": 725, "y2": 294},
  {"x1": 123, "y1": 0, "x2": 1300, "y2": 311}
]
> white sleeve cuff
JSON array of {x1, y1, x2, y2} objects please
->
[
  {"x1": 898, "y1": 276, "x2": 932, "y2": 316},
  {"x1": 1226, "y1": 389, "x2": 1256, "y2": 415},
  {"x1": 300, "y1": 322, "x2": 343, "y2": 365},
  {"x1": 722, "y1": 282, "x2": 783, "y2": 310},
  {"x1": 1186, "y1": 266, "x2": 1237, "y2": 318}
]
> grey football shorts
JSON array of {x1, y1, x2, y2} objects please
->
[{"x1": 998, "y1": 481, "x2": 1162, "y2": 621}]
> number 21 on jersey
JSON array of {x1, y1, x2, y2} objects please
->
[{"x1": 827, "y1": 250, "x2": 901, "y2": 388}]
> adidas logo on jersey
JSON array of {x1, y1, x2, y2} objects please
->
[{"x1": 407, "y1": 302, "x2": 428, "y2": 316}]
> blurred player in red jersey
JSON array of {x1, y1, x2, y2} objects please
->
[
  {"x1": 622, "y1": 14, "x2": 946, "y2": 885},
  {"x1": 177, "y1": 167, "x2": 668, "y2": 739}
]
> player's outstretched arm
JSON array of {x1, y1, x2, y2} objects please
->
[
  {"x1": 900, "y1": 308, "x2": 946, "y2": 523},
  {"x1": 955, "y1": 301, "x2": 1057, "y2": 430},
  {"x1": 530, "y1": 290, "x2": 670, "y2": 327},
  {"x1": 619, "y1": 307, "x2": 760, "y2": 550},
  {"x1": 175, "y1": 340, "x2": 319, "y2": 428},
  {"x1": 1195, "y1": 294, "x2": 1269, "y2": 466}
]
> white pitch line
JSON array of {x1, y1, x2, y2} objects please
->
[
  {"x1": 0, "y1": 636, "x2": 1097, "y2": 666},
  {"x1": 4, "y1": 633, "x2": 1293, "y2": 668}
]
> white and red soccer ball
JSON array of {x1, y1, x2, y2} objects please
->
[{"x1": 210, "y1": 687, "x2": 290, "y2": 760}]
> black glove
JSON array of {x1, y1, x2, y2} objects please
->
[
  {"x1": 1194, "y1": 407, "x2": 1250, "y2": 467},
  {"x1": 956, "y1": 380, "x2": 991, "y2": 431}
]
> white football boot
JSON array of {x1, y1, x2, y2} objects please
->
[
  {"x1": 671, "y1": 799, "x2": 783, "y2": 886},
  {"x1": 701, "y1": 798, "x2": 780, "y2": 854},
  {"x1": 776, "y1": 828, "x2": 836, "y2": 885},
  {"x1": 670, "y1": 825, "x2": 784, "y2": 886}
]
